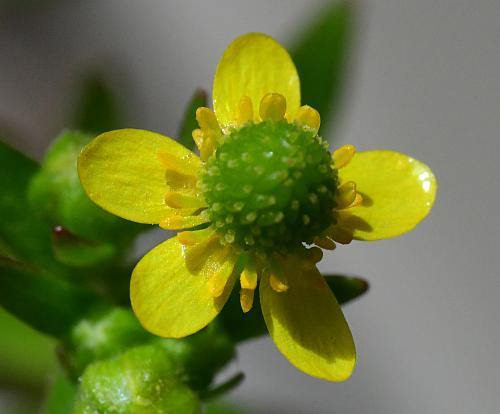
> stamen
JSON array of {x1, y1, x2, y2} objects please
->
[
  {"x1": 303, "y1": 246, "x2": 323, "y2": 264},
  {"x1": 240, "y1": 288, "x2": 255, "y2": 313},
  {"x1": 295, "y1": 105, "x2": 321, "y2": 134},
  {"x1": 177, "y1": 227, "x2": 215, "y2": 246},
  {"x1": 268, "y1": 266, "x2": 288, "y2": 293},
  {"x1": 158, "y1": 151, "x2": 201, "y2": 176},
  {"x1": 196, "y1": 107, "x2": 221, "y2": 160},
  {"x1": 237, "y1": 96, "x2": 254, "y2": 125},
  {"x1": 259, "y1": 93, "x2": 286, "y2": 121},
  {"x1": 164, "y1": 192, "x2": 207, "y2": 209},
  {"x1": 240, "y1": 260, "x2": 258, "y2": 289},
  {"x1": 332, "y1": 144, "x2": 356, "y2": 169},
  {"x1": 159, "y1": 211, "x2": 209, "y2": 230},
  {"x1": 313, "y1": 236, "x2": 337, "y2": 250},
  {"x1": 207, "y1": 247, "x2": 235, "y2": 297},
  {"x1": 349, "y1": 192, "x2": 363, "y2": 208},
  {"x1": 336, "y1": 181, "x2": 357, "y2": 209},
  {"x1": 328, "y1": 226, "x2": 353, "y2": 245}
]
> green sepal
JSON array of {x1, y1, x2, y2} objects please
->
[
  {"x1": 159, "y1": 322, "x2": 235, "y2": 392},
  {"x1": 291, "y1": 0, "x2": 354, "y2": 134},
  {"x1": 28, "y1": 130, "x2": 145, "y2": 265},
  {"x1": 71, "y1": 72, "x2": 123, "y2": 134},
  {"x1": 0, "y1": 256, "x2": 99, "y2": 337},
  {"x1": 177, "y1": 89, "x2": 207, "y2": 151},
  {"x1": 73, "y1": 343, "x2": 202, "y2": 414},
  {"x1": 219, "y1": 274, "x2": 369, "y2": 343},
  {"x1": 61, "y1": 307, "x2": 151, "y2": 378},
  {"x1": 0, "y1": 139, "x2": 62, "y2": 273}
]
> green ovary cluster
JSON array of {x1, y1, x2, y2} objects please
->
[{"x1": 200, "y1": 120, "x2": 338, "y2": 253}]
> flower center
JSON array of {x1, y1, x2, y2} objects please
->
[{"x1": 200, "y1": 120, "x2": 338, "y2": 252}]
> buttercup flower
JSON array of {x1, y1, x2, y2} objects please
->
[{"x1": 78, "y1": 33, "x2": 436, "y2": 382}]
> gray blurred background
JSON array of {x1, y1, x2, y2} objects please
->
[{"x1": 1, "y1": 0, "x2": 499, "y2": 413}]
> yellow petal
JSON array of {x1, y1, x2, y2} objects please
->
[
  {"x1": 338, "y1": 150, "x2": 437, "y2": 240},
  {"x1": 213, "y1": 33, "x2": 300, "y2": 129},
  {"x1": 78, "y1": 129, "x2": 199, "y2": 224},
  {"x1": 260, "y1": 258, "x2": 356, "y2": 382},
  {"x1": 131, "y1": 237, "x2": 237, "y2": 338}
]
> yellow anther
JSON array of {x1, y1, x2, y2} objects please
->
[
  {"x1": 268, "y1": 267, "x2": 288, "y2": 293},
  {"x1": 332, "y1": 144, "x2": 356, "y2": 169},
  {"x1": 336, "y1": 181, "x2": 357, "y2": 209},
  {"x1": 192, "y1": 128, "x2": 204, "y2": 150},
  {"x1": 158, "y1": 151, "x2": 201, "y2": 176},
  {"x1": 200, "y1": 137, "x2": 217, "y2": 161},
  {"x1": 240, "y1": 261, "x2": 258, "y2": 290},
  {"x1": 237, "y1": 96, "x2": 254, "y2": 125},
  {"x1": 240, "y1": 288, "x2": 255, "y2": 313},
  {"x1": 295, "y1": 105, "x2": 321, "y2": 134},
  {"x1": 259, "y1": 93, "x2": 287, "y2": 121},
  {"x1": 164, "y1": 192, "x2": 206, "y2": 209},
  {"x1": 159, "y1": 211, "x2": 209, "y2": 230},
  {"x1": 177, "y1": 227, "x2": 215, "y2": 246},
  {"x1": 329, "y1": 227, "x2": 353, "y2": 245},
  {"x1": 349, "y1": 192, "x2": 364, "y2": 208},
  {"x1": 313, "y1": 236, "x2": 337, "y2": 250},
  {"x1": 196, "y1": 107, "x2": 221, "y2": 135},
  {"x1": 207, "y1": 269, "x2": 230, "y2": 297}
]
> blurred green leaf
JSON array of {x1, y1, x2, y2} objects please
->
[
  {"x1": 291, "y1": 0, "x2": 354, "y2": 134},
  {"x1": 219, "y1": 274, "x2": 368, "y2": 343},
  {"x1": 43, "y1": 375, "x2": 77, "y2": 414},
  {"x1": 52, "y1": 226, "x2": 116, "y2": 267},
  {"x1": 0, "y1": 308, "x2": 57, "y2": 390},
  {"x1": 177, "y1": 89, "x2": 207, "y2": 151},
  {"x1": 0, "y1": 257, "x2": 98, "y2": 337},
  {"x1": 72, "y1": 73, "x2": 122, "y2": 134},
  {"x1": 0, "y1": 139, "x2": 62, "y2": 273},
  {"x1": 159, "y1": 323, "x2": 235, "y2": 392},
  {"x1": 324, "y1": 274, "x2": 369, "y2": 304}
]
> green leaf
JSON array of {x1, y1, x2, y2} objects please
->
[
  {"x1": 72, "y1": 73, "x2": 123, "y2": 134},
  {"x1": 290, "y1": 0, "x2": 354, "y2": 134},
  {"x1": 43, "y1": 375, "x2": 77, "y2": 414},
  {"x1": 0, "y1": 139, "x2": 62, "y2": 273},
  {"x1": 159, "y1": 323, "x2": 235, "y2": 392},
  {"x1": 177, "y1": 89, "x2": 207, "y2": 150},
  {"x1": 323, "y1": 274, "x2": 369, "y2": 304},
  {"x1": 0, "y1": 257, "x2": 98, "y2": 337},
  {"x1": 0, "y1": 308, "x2": 57, "y2": 390},
  {"x1": 219, "y1": 274, "x2": 368, "y2": 343}
]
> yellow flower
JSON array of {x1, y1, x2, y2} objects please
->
[{"x1": 78, "y1": 33, "x2": 436, "y2": 382}]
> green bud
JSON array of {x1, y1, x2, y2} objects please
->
[
  {"x1": 73, "y1": 344, "x2": 201, "y2": 414},
  {"x1": 28, "y1": 130, "x2": 144, "y2": 265},
  {"x1": 62, "y1": 307, "x2": 151, "y2": 377}
]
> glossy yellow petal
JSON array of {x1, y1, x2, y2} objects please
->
[
  {"x1": 213, "y1": 33, "x2": 300, "y2": 129},
  {"x1": 131, "y1": 237, "x2": 237, "y2": 338},
  {"x1": 338, "y1": 150, "x2": 437, "y2": 240},
  {"x1": 78, "y1": 129, "x2": 199, "y2": 224},
  {"x1": 260, "y1": 258, "x2": 356, "y2": 382}
]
